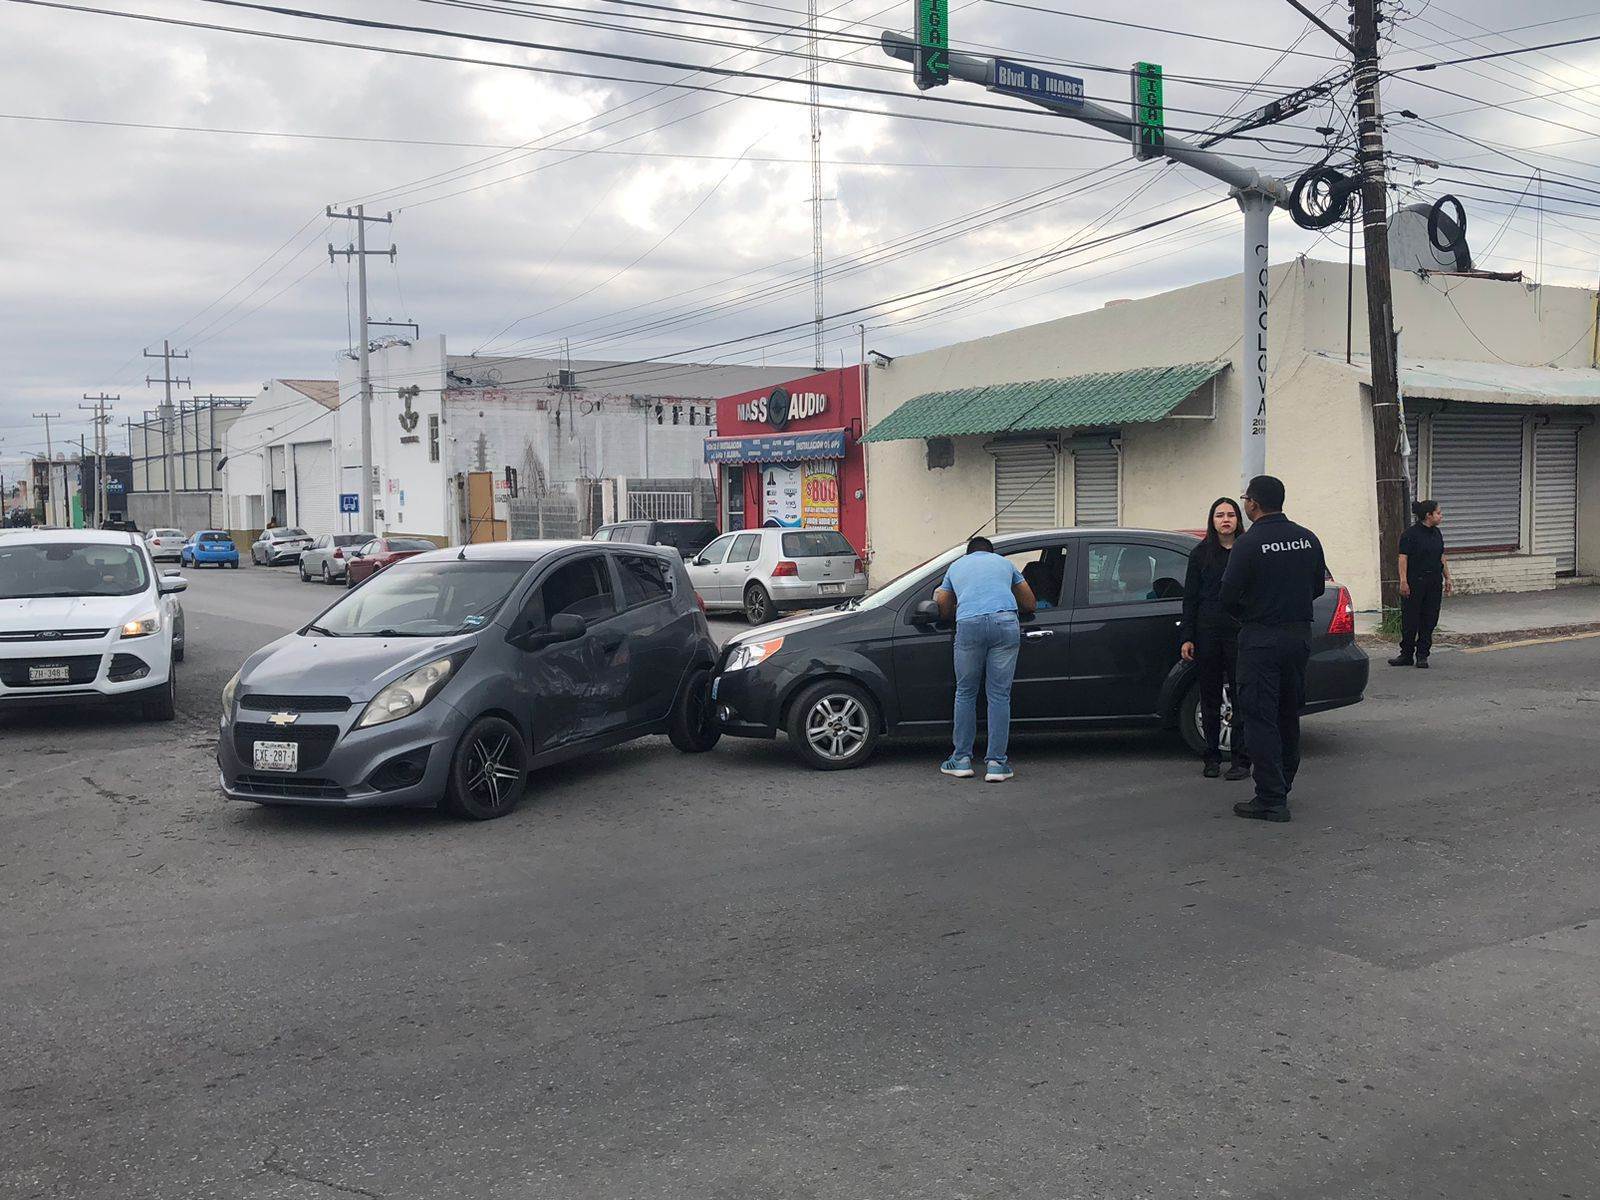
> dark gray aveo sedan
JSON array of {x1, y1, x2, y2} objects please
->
[{"x1": 218, "y1": 540, "x2": 720, "y2": 819}]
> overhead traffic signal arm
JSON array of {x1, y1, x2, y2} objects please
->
[{"x1": 879, "y1": 31, "x2": 1290, "y2": 207}]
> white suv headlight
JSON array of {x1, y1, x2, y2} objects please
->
[
  {"x1": 355, "y1": 657, "x2": 459, "y2": 729},
  {"x1": 120, "y1": 612, "x2": 161, "y2": 638},
  {"x1": 724, "y1": 636, "x2": 785, "y2": 672}
]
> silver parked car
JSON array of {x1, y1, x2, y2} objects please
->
[
  {"x1": 298, "y1": 532, "x2": 374, "y2": 583},
  {"x1": 686, "y1": 528, "x2": 866, "y2": 624},
  {"x1": 144, "y1": 528, "x2": 186, "y2": 562},
  {"x1": 251, "y1": 527, "x2": 314, "y2": 566}
]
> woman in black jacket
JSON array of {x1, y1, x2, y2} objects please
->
[{"x1": 1181, "y1": 497, "x2": 1251, "y2": 779}]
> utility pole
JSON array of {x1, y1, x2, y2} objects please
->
[
  {"x1": 144, "y1": 340, "x2": 190, "y2": 527},
  {"x1": 807, "y1": 0, "x2": 825, "y2": 370},
  {"x1": 328, "y1": 206, "x2": 396, "y2": 528},
  {"x1": 81, "y1": 392, "x2": 117, "y2": 527},
  {"x1": 1349, "y1": 0, "x2": 1407, "y2": 616},
  {"x1": 32, "y1": 412, "x2": 59, "y2": 524}
]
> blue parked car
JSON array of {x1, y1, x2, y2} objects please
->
[{"x1": 182, "y1": 530, "x2": 240, "y2": 569}]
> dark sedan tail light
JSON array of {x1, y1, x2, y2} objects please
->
[
  {"x1": 771, "y1": 561, "x2": 799, "y2": 578},
  {"x1": 1327, "y1": 586, "x2": 1355, "y2": 636}
]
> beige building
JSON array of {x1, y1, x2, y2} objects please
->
[{"x1": 863, "y1": 258, "x2": 1599, "y2": 609}]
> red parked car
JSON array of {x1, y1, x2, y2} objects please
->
[{"x1": 344, "y1": 537, "x2": 439, "y2": 587}]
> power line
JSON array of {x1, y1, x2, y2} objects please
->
[
  {"x1": 982, "y1": 0, "x2": 1347, "y2": 61},
  {"x1": 1396, "y1": 29, "x2": 1600, "y2": 71}
]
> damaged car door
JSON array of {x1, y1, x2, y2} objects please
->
[{"x1": 514, "y1": 552, "x2": 630, "y2": 755}]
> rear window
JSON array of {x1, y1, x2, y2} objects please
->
[
  {"x1": 781, "y1": 531, "x2": 854, "y2": 557},
  {"x1": 335, "y1": 533, "x2": 370, "y2": 546},
  {"x1": 616, "y1": 553, "x2": 674, "y2": 606},
  {"x1": 652, "y1": 522, "x2": 717, "y2": 550},
  {"x1": 388, "y1": 538, "x2": 437, "y2": 552},
  {"x1": 280, "y1": 528, "x2": 308, "y2": 538},
  {"x1": 199, "y1": 532, "x2": 231, "y2": 542}
]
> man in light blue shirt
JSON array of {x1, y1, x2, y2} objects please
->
[{"x1": 935, "y1": 536, "x2": 1036, "y2": 782}]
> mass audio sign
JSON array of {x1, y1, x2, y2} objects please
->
[{"x1": 737, "y1": 386, "x2": 830, "y2": 430}]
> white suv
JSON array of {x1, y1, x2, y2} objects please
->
[{"x1": 0, "y1": 530, "x2": 188, "y2": 721}]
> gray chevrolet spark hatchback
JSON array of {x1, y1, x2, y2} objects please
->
[{"x1": 218, "y1": 541, "x2": 721, "y2": 820}]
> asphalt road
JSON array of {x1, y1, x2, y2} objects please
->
[{"x1": 3, "y1": 564, "x2": 1598, "y2": 1199}]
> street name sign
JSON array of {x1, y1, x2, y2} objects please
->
[
  {"x1": 1132, "y1": 61, "x2": 1165, "y2": 159},
  {"x1": 992, "y1": 58, "x2": 1084, "y2": 106}
]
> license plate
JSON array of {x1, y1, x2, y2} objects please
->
[
  {"x1": 253, "y1": 741, "x2": 299, "y2": 772},
  {"x1": 29, "y1": 664, "x2": 70, "y2": 683},
  {"x1": 817, "y1": 582, "x2": 845, "y2": 595}
]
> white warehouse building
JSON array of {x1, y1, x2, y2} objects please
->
[{"x1": 220, "y1": 378, "x2": 339, "y2": 543}]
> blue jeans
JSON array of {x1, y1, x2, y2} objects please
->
[{"x1": 952, "y1": 611, "x2": 1021, "y2": 763}]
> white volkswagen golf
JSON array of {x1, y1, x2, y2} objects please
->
[{"x1": 0, "y1": 530, "x2": 187, "y2": 721}]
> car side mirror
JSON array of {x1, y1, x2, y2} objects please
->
[
  {"x1": 550, "y1": 613, "x2": 586, "y2": 642},
  {"x1": 157, "y1": 575, "x2": 188, "y2": 594},
  {"x1": 910, "y1": 599, "x2": 941, "y2": 625}
]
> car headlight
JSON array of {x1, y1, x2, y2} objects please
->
[
  {"x1": 119, "y1": 612, "x2": 161, "y2": 638},
  {"x1": 724, "y1": 636, "x2": 785, "y2": 672},
  {"x1": 355, "y1": 656, "x2": 460, "y2": 729},
  {"x1": 222, "y1": 668, "x2": 240, "y2": 717}
]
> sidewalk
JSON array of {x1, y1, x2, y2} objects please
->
[{"x1": 1355, "y1": 582, "x2": 1600, "y2": 643}]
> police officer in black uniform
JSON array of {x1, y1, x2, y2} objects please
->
[{"x1": 1219, "y1": 475, "x2": 1327, "y2": 823}]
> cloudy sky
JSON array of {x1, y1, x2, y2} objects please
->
[{"x1": 2, "y1": 0, "x2": 1596, "y2": 469}]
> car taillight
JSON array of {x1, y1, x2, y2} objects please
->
[
  {"x1": 333, "y1": 548, "x2": 343, "y2": 559},
  {"x1": 771, "y1": 560, "x2": 799, "y2": 577},
  {"x1": 853, "y1": 557, "x2": 864, "y2": 574},
  {"x1": 1327, "y1": 586, "x2": 1354, "y2": 636},
  {"x1": 694, "y1": 591, "x2": 707, "y2": 614}
]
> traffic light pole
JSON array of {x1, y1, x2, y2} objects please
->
[{"x1": 881, "y1": 31, "x2": 1291, "y2": 486}]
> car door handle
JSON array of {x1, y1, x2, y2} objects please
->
[{"x1": 1023, "y1": 629, "x2": 1054, "y2": 639}]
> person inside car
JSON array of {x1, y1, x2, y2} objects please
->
[{"x1": 1021, "y1": 561, "x2": 1055, "y2": 610}]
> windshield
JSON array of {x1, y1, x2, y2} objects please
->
[
  {"x1": 0, "y1": 542, "x2": 151, "y2": 599},
  {"x1": 311, "y1": 560, "x2": 529, "y2": 637},
  {"x1": 854, "y1": 544, "x2": 966, "y2": 612},
  {"x1": 782, "y1": 530, "x2": 855, "y2": 557}
]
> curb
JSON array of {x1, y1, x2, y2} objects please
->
[{"x1": 1356, "y1": 622, "x2": 1600, "y2": 651}]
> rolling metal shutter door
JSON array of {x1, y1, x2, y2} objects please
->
[
  {"x1": 992, "y1": 442, "x2": 1058, "y2": 535},
  {"x1": 1532, "y1": 425, "x2": 1579, "y2": 573},
  {"x1": 1429, "y1": 411, "x2": 1523, "y2": 551},
  {"x1": 292, "y1": 440, "x2": 335, "y2": 536},
  {"x1": 267, "y1": 445, "x2": 287, "y2": 489},
  {"x1": 1072, "y1": 442, "x2": 1119, "y2": 526}
]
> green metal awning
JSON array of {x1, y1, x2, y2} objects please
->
[{"x1": 861, "y1": 360, "x2": 1226, "y2": 442}]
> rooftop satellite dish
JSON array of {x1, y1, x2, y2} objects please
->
[{"x1": 1390, "y1": 196, "x2": 1471, "y2": 273}]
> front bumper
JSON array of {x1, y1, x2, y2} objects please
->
[
  {"x1": 711, "y1": 658, "x2": 790, "y2": 738},
  {"x1": 217, "y1": 698, "x2": 468, "y2": 808},
  {"x1": 0, "y1": 636, "x2": 171, "y2": 705}
]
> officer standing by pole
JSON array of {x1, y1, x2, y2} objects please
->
[{"x1": 1220, "y1": 475, "x2": 1327, "y2": 823}]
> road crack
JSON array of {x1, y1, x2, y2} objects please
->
[{"x1": 260, "y1": 1147, "x2": 383, "y2": 1198}]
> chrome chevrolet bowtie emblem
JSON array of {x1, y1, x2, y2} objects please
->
[{"x1": 267, "y1": 712, "x2": 299, "y2": 727}]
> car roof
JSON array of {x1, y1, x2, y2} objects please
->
[
  {"x1": 2, "y1": 529, "x2": 144, "y2": 548},
  {"x1": 407, "y1": 539, "x2": 679, "y2": 565},
  {"x1": 992, "y1": 527, "x2": 1195, "y2": 544}
]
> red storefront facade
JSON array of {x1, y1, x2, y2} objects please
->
[{"x1": 705, "y1": 366, "x2": 867, "y2": 554}]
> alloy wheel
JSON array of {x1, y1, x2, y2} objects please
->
[
  {"x1": 463, "y1": 730, "x2": 524, "y2": 810},
  {"x1": 804, "y1": 694, "x2": 868, "y2": 762},
  {"x1": 1192, "y1": 684, "x2": 1234, "y2": 752}
]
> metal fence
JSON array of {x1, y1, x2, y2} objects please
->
[{"x1": 628, "y1": 490, "x2": 695, "y2": 520}]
